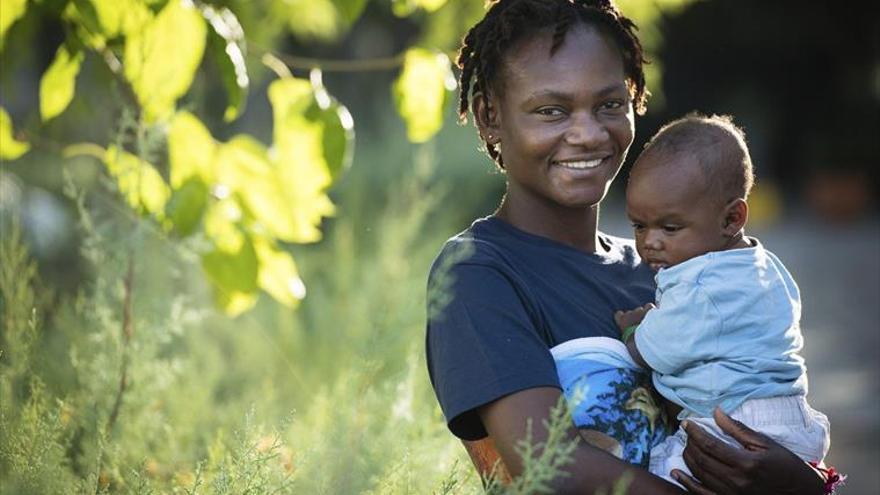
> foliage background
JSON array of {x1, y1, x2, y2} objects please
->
[{"x1": 1, "y1": 0, "x2": 878, "y2": 493}]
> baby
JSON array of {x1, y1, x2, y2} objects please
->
[{"x1": 615, "y1": 113, "x2": 830, "y2": 484}]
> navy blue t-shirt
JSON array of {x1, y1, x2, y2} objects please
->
[{"x1": 426, "y1": 216, "x2": 655, "y2": 441}]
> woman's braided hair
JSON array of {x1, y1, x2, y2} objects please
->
[{"x1": 457, "y1": 0, "x2": 648, "y2": 166}]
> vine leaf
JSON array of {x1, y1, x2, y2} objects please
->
[
  {"x1": 201, "y1": 197, "x2": 259, "y2": 315},
  {"x1": 64, "y1": 0, "x2": 152, "y2": 49},
  {"x1": 202, "y1": 5, "x2": 249, "y2": 122},
  {"x1": 164, "y1": 177, "x2": 208, "y2": 237},
  {"x1": 168, "y1": 111, "x2": 216, "y2": 187},
  {"x1": 391, "y1": 0, "x2": 449, "y2": 17},
  {"x1": 254, "y1": 237, "x2": 306, "y2": 309},
  {"x1": 307, "y1": 69, "x2": 354, "y2": 181},
  {"x1": 40, "y1": 42, "x2": 84, "y2": 122},
  {"x1": 268, "y1": 77, "x2": 337, "y2": 243},
  {"x1": 103, "y1": 145, "x2": 170, "y2": 216},
  {"x1": 392, "y1": 48, "x2": 455, "y2": 142},
  {"x1": 284, "y1": 0, "x2": 365, "y2": 41},
  {"x1": 0, "y1": 0, "x2": 27, "y2": 52},
  {"x1": 0, "y1": 108, "x2": 29, "y2": 160},
  {"x1": 124, "y1": 0, "x2": 206, "y2": 122}
]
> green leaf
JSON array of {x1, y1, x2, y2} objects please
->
[
  {"x1": 0, "y1": 0, "x2": 27, "y2": 52},
  {"x1": 0, "y1": 107, "x2": 30, "y2": 160},
  {"x1": 124, "y1": 0, "x2": 206, "y2": 122},
  {"x1": 201, "y1": 232, "x2": 259, "y2": 316},
  {"x1": 39, "y1": 42, "x2": 84, "y2": 122},
  {"x1": 64, "y1": 0, "x2": 152, "y2": 49},
  {"x1": 214, "y1": 135, "x2": 306, "y2": 244},
  {"x1": 391, "y1": 0, "x2": 448, "y2": 17},
  {"x1": 103, "y1": 145, "x2": 170, "y2": 216},
  {"x1": 202, "y1": 5, "x2": 248, "y2": 122},
  {"x1": 165, "y1": 177, "x2": 208, "y2": 237},
  {"x1": 203, "y1": 196, "x2": 245, "y2": 253},
  {"x1": 168, "y1": 111, "x2": 216, "y2": 187},
  {"x1": 268, "y1": 77, "x2": 336, "y2": 243},
  {"x1": 283, "y1": 0, "x2": 364, "y2": 41},
  {"x1": 392, "y1": 48, "x2": 454, "y2": 142},
  {"x1": 213, "y1": 290, "x2": 257, "y2": 317},
  {"x1": 333, "y1": 0, "x2": 368, "y2": 25},
  {"x1": 254, "y1": 237, "x2": 305, "y2": 308},
  {"x1": 306, "y1": 70, "x2": 354, "y2": 181}
]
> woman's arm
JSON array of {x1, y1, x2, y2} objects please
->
[
  {"x1": 479, "y1": 386, "x2": 684, "y2": 495},
  {"x1": 672, "y1": 408, "x2": 825, "y2": 495}
]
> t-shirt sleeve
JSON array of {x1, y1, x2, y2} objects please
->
[
  {"x1": 426, "y1": 262, "x2": 561, "y2": 441},
  {"x1": 634, "y1": 280, "x2": 723, "y2": 375}
]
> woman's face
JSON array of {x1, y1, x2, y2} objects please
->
[{"x1": 489, "y1": 25, "x2": 635, "y2": 213}]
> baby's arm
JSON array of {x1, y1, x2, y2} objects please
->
[{"x1": 614, "y1": 303, "x2": 654, "y2": 369}]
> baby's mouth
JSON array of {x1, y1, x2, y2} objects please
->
[{"x1": 646, "y1": 260, "x2": 668, "y2": 271}]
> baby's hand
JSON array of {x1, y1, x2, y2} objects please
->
[{"x1": 614, "y1": 303, "x2": 655, "y2": 331}]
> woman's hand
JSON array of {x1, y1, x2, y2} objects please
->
[{"x1": 672, "y1": 407, "x2": 824, "y2": 495}]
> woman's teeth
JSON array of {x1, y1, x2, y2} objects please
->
[{"x1": 556, "y1": 159, "x2": 603, "y2": 169}]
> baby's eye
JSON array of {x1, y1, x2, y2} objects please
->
[
  {"x1": 662, "y1": 225, "x2": 682, "y2": 233},
  {"x1": 631, "y1": 223, "x2": 645, "y2": 232}
]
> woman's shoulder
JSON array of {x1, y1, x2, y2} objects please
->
[{"x1": 431, "y1": 217, "x2": 517, "y2": 270}]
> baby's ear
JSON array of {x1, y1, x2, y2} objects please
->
[{"x1": 722, "y1": 198, "x2": 748, "y2": 235}]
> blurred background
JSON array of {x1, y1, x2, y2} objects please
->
[{"x1": 1, "y1": 0, "x2": 877, "y2": 493}]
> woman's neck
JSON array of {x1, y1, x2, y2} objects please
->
[{"x1": 495, "y1": 194, "x2": 601, "y2": 253}]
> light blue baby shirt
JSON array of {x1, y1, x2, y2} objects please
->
[{"x1": 634, "y1": 240, "x2": 808, "y2": 418}]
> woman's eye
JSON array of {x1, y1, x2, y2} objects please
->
[
  {"x1": 600, "y1": 100, "x2": 626, "y2": 112},
  {"x1": 536, "y1": 107, "x2": 564, "y2": 117}
]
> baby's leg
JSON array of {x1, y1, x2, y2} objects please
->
[{"x1": 649, "y1": 396, "x2": 830, "y2": 486}]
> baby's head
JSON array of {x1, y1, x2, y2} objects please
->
[{"x1": 627, "y1": 113, "x2": 755, "y2": 271}]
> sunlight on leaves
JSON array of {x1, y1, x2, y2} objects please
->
[
  {"x1": 283, "y1": 0, "x2": 340, "y2": 41},
  {"x1": 201, "y1": 231, "x2": 259, "y2": 316},
  {"x1": 40, "y1": 42, "x2": 84, "y2": 122},
  {"x1": 0, "y1": 0, "x2": 27, "y2": 52},
  {"x1": 202, "y1": 5, "x2": 249, "y2": 122},
  {"x1": 64, "y1": 0, "x2": 153, "y2": 49},
  {"x1": 169, "y1": 111, "x2": 216, "y2": 187},
  {"x1": 204, "y1": 197, "x2": 245, "y2": 252},
  {"x1": 124, "y1": 0, "x2": 206, "y2": 122},
  {"x1": 268, "y1": 77, "x2": 336, "y2": 243},
  {"x1": 103, "y1": 145, "x2": 170, "y2": 216},
  {"x1": 0, "y1": 108, "x2": 30, "y2": 160},
  {"x1": 165, "y1": 177, "x2": 209, "y2": 236},
  {"x1": 254, "y1": 237, "x2": 306, "y2": 308},
  {"x1": 281, "y1": 0, "x2": 367, "y2": 41},
  {"x1": 308, "y1": 69, "x2": 354, "y2": 180},
  {"x1": 215, "y1": 135, "x2": 302, "y2": 243},
  {"x1": 392, "y1": 0, "x2": 449, "y2": 17},
  {"x1": 392, "y1": 48, "x2": 455, "y2": 143}
]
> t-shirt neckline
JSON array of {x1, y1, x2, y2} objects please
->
[{"x1": 480, "y1": 216, "x2": 616, "y2": 260}]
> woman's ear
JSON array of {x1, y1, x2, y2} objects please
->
[
  {"x1": 722, "y1": 198, "x2": 749, "y2": 236},
  {"x1": 472, "y1": 92, "x2": 501, "y2": 145}
]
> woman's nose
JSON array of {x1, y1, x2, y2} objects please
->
[{"x1": 564, "y1": 112, "x2": 608, "y2": 147}]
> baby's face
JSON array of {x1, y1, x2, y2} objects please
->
[{"x1": 626, "y1": 153, "x2": 730, "y2": 271}]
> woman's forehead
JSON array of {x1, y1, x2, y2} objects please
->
[{"x1": 499, "y1": 24, "x2": 627, "y2": 95}]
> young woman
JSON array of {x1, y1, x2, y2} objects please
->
[{"x1": 426, "y1": 1, "x2": 829, "y2": 493}]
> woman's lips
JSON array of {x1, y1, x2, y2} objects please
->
[{"x1": 553, "y1": 158, "x2": 603, "y2": 170}]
